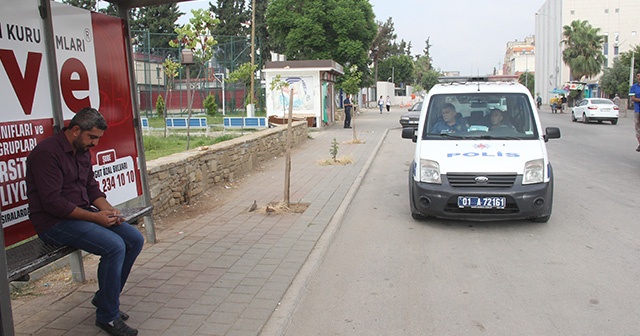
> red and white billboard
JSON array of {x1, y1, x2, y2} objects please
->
[{"x1": 1, "y1": 1, "x2": 142, "y2": 246}]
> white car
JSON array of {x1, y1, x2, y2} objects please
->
[{"x1": 571, "y1": 98, "x2": 619, "y2": 125}]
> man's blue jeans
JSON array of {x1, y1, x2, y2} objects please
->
[{"x1": 38, "y1": 220, "x2": 144, "y2": 323}]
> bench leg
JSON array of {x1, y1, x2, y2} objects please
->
[{"x1": 68, "y1": 250, "x2": 86, "y2": 283}]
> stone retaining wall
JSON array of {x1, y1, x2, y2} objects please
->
[{"x1": 145, "y1": 121, "x2": 308, "y2": 217}]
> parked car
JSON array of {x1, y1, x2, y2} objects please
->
[
  {"x1": 571, "y1": 98, "x2": 619, "y2": 125},
  {"x1": 399, "y1": 101, "x2": 422, "y2": 129}
]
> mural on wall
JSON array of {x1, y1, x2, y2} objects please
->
[{"x1": 272, "y1": 76, "x2": 315, "y2": 115}]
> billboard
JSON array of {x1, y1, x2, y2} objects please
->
[{"x1": 0, "y1": 1, "x2": 142, "y2": 246}]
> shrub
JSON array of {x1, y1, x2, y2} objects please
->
[
  {"x1": 156, "y1": 95, "x2": 165, "y2": 117},
  {"x1": 203, "y1": 94, "x2": 218, "y2": 116}
]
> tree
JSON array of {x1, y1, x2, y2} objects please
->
[
  {"x1": 339, "y1": 65, "x2": 363, "y2": 142},
  {"x1": 161, "y1": 58, "x2": 181, "y2": 137},
  {"x1": 228, "y1": 62, "x2": 259, "y2": 106},
  {"x1": 132, "y1": 4, "x2": 183, "y2": 55},
  {"x1": 370, "y1": 18, "x2": 398, "y2": 84},
  {"x1": 378, "y1": 55, "x2": 414, "y2": 86},
  {"x1": 562, "y1": 20, "x2": 605, "y2": 81},
  {"x1": 599, "y1": 58, "x2": 632, "y2": 98},
  {"x1": 518, "y1": 72, "x2": 535, "y2": 95},
  {"x1": 269, "y1": 75, "x2": 294, "y2": 206},
  {"x1": 62, "y1": 0, "x2": 97, "y2": 10},
  {"x1": 210, "y1": 0, "x2": 251, "y2": 71},
  {"x1": 266, "y1": 0, "x2": 376, "y2": 75},
  {"x1": 169, "y1": 9, "x2": 219, "y2": 149}
]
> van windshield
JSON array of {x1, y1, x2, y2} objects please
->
[{"x1": 422, "y1": 93, "x2": 539, "y2": 140}]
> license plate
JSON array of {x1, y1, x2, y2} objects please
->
[
  {"x1": 458, "y1": 196, "x2": 506, "y2": 209},
  {"x1": 601, "y1": 108, "x2": 611, "y2": 112}
]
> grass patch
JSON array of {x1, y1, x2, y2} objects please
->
[
  {"x1": 143, "y1": 134, "x2": 237, "y2": 161},
  {"x1": 318, "y1": 156, "x2": 354, "y2": 166}
]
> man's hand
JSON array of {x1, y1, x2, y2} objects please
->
[{"x1": 94, "y1": 210, "x2": 124, "y2": 227}]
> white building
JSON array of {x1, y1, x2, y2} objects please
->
[
  {"x1": 504, "y1": 36, "x2": 536, "y2": 76},
  {"x1": 535, "y1": 0, "x2": 640, "y2": 103}
]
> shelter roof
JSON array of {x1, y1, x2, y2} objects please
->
[
  {"x1": 104, "y1": 0, "x2": 194, "y2": 9},
  {"x1": 263, "y1": 60, "x2": 344, "y2": 75}
]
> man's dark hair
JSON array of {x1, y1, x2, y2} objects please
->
[
  {"x1": 442, "y1": 102, "x2": 456, "y2": 111},
  {"x1": 68, "y1": 107, "x2": 107, "y2": 131}
]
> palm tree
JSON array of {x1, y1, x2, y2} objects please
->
[{"x1": 561, "y1": 20, "x2": 605, "y2": 81}]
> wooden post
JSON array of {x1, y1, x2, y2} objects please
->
[{"x1": 284, "y1": 89, "x2": 294, "y2": 206}]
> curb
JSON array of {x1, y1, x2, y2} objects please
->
[{"x1": 259, "y1": 127, "x2": 391, "y2": 336}]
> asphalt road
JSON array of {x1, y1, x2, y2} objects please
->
[{"x1": 284, "y1": 109, "x2": 640, "y2": 335}]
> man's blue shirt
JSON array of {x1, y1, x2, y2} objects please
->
[
  {"x1": 430, "y1": 119, "x2": 467, "y2": 134},
  {"x1": 629, "y1": 83, "x2": 640, "y2": 112}
]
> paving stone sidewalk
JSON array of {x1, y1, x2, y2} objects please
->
[{"x1": 11, "y1": 107, "x2": 402, "y2": 336}]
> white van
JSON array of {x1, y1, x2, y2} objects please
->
[{"x1": 402, "y1": 77, "x2": 561, "y2": 222}]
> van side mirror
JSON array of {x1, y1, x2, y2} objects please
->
[
  {"x1": 402, "y1": 127, "x2": 417, "y2": 142},
  {"x1": 543, "y1": 127, "x2": 561, "y2": 142}
]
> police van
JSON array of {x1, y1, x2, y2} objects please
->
[{"x1": 402, "y1": 77, "x2": 561, "y2": 222}]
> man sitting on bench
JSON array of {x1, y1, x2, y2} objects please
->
[{"x1": 26, "y1": 107, "x2": 143, "y2": 336}]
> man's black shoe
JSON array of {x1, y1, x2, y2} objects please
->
[
  {"x1": 95, "y1": 317, "x2": 138, "y2": 336},
  {"x1": 344, "y1": 126, "x2": 352, "y2": 128},
  {"x1": 636, "y1": 145, "x2": 640, "y2": 152},
  {"x1": 92, "y1": 295, "x2": 129, "y2": 321}
]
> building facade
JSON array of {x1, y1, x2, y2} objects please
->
[
  {"x1": 535, "y1": 0, "x2": 640, "y2": 102},
  {"x1": 503, "y1": 36, "x2": 536, "y2": 76}
]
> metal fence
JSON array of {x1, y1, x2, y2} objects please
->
[{"x1": 131, "y1": 31, "x2": 264, "y2": 117}]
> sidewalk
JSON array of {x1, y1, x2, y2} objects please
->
[{"x1": 10, "y1": 107, "x2": 402, "y2": 336}]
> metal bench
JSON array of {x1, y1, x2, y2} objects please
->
[
  {"x1": 166, "y1": 117, "x2": 209, "y2": 135},
  {"x1": 140, "y1": 117, "x2": 150, "y2": 134},
  {"x1": 5, "y1": 206, "x2": 153, "y2": 283},
  {"x1": 223, "y1": 117, "x2": 267, "y2": 129}
]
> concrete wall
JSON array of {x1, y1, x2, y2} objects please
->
[{"x1": 145, "y1": 121, "x2": 308, "y2": 217}]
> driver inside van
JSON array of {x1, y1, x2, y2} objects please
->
[
  {"x1": 430, "y1": 103, "x2": 468, "y2": 134},
  {"x1": 488, "y1": 108, "x2": 515, "y2": 130}
]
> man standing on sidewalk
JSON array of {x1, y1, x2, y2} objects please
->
[
  {"x1": 343, "y1": 94, "x2": 353, "y2": 128},
  {"x1": 26, "y1": 107, "x2": 144, "y2": 336},
  {"x1": 629, "y1": 72, "x2": 640, "y2": 152}
]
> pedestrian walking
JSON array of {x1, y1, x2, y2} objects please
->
[
  {"x1": 385, "y1": 95, "x2": 391, "y2": 113},
  {"x1": 613, "y1": 94, "x2": 624, "y2": 118},
  {"x1": 377, "y1": 96, "x2": 384, "y2": 114},
  {"x1": 629, "y1": 72, "x2": 640, "y2": 151}
]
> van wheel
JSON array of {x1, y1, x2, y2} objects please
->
[{"x1": 531, "y1": 215, "x2": 550, "y2": 223}]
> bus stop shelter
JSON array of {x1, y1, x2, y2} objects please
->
[{"x1": 0, "y1": 0, "x2": 188, "y2": 334}]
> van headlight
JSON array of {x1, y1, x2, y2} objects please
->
[
  {"x1": 523, "y1": 159, "x2": 544, "y2": 185},
  {"x1": 420, "y1": 159, "x2": 441, "y2": 184}
]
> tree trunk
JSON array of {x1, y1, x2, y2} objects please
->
[
  {"x1": 284, "y1": 89, "x2": 294, "y2": 206},
  {"x1": 186, "y1": 64, "x2": 192, "y2": 150}
]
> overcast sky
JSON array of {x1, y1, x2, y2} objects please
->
[{"x1": 178, "y1": 0, "x2": 546, "y2": 75}]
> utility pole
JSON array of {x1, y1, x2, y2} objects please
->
[{"x1": 250, "y1": 0, "x2": 256, "y2": 107}]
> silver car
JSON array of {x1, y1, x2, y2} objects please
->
[
  {"x1": 571, "y1": 98, "x2": 619, "y2": 125},
  {"x1": 399, "y1": 101, "x2": 422, "y2": 129}
]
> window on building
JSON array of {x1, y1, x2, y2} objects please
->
[
  {"x1": 614, "y1": 46, "x2": 619, "y2": 55},
  {"x1": 604, "y1": 9, "x2": 609, "y2": 14},
  {"x1": 615, "y1": 8, "x2": 620, "y2": 13},
  {"x1": 570, "y1": 10, "x2": 575, "y2": 15}
]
